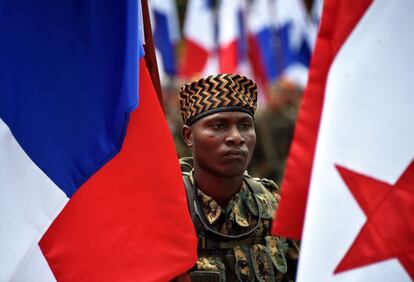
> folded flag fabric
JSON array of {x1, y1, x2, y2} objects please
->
[
  {"x1": 273, "y1": 0, "x2": 414, "y2": 280},
  {"x1": 149, "y1": 0, "x2": 180, "y2": 78},
  {"x1": 180, "y1": 0, "x2": 217, "y2": 79},
  {"x1": 0, "y1": 0, "x2": 197, "y2": 280},
  {"x1": 247, "y1": 0, "x2": 313, "y2": 89}
]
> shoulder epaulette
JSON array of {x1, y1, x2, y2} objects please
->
[{"x1": 243, "y1": 174, "x2": 279, "y2": 193}]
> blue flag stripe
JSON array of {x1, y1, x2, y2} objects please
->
[{"x1": 0, "y1": 0, "x2": 139, "y2": 197}]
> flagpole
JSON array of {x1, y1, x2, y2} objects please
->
[{"x1": 141, "y1": 0, "x2": 164, "y2": 110}]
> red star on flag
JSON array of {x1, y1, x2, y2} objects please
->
[{"x1": 334, "y1": 161, "x2": 414, "y2": 278}]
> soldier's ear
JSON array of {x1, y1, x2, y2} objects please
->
[{"x1": 181, "y1": 125, "x2": 193, "y2": 147}]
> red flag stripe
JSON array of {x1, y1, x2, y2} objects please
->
[
  {"x1": 40, "y1": 59, "x2": 197, "y2": 281},
  {"x1": 272, "y1": 0, "x2": 373, "y2": 239}
]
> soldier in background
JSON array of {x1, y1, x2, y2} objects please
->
[
  {"x1": 249, "y1": 79, "x2": 303, "y2": 185},
  {"x1": 177, "y1": 74, "x2": 298, "y2": 281}
]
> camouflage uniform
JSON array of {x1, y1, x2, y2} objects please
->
[{"x1": 180, "y1": 158, "x2": 298, "y2": 282}]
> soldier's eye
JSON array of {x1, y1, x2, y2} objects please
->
[
  {"x1": 239, "y1": 123, "x2": 252, "y2": 130},
  {"x1": 211, "y1": 122, "x2": 225, "y2": 130}
]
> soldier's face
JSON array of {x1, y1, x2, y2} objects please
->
[{"x1": 183, "y1": 111, "x2": 256, "y2": 177}]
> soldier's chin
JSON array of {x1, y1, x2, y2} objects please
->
[{"x1": 219, "y1": 165, "x2": 247, "y2": 177}]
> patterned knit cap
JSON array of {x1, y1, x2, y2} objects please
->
[{"x1": 179, "y1": 73, "x2": 258, "y2": 125}]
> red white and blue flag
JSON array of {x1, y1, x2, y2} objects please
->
[
  {"x1": 217, "y1": 0, "x2": 250, "y2": 75},
  {"x1": 180, "y1": 0, "x2": 217, "y2": 79},
  {"x1": 273, "y1": 0, "x2": 414, "y2": 280},
  {"x1": 149, "y1": 0, "x2": 180, "y2": 79},
  {"x1": 247, "y1": 0, "x2": 278, "y2": 90},
  {"x1": 0, "y1": 0, "x2": 197, "y2": 281},
  {"x1": 180, "y1": 0, "x2": 314, "y2": 91},
  {"x1": 247, "y1": 0, "x2": 313, "y2": 89},
  {"x1": 180, "y1": 0, "x2": 252, "y2": 80}
]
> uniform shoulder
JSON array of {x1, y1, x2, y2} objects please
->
[
  {"x1": 244, "y1": 173, "x2": 279, "y2": 193},
  {"x1": 243, "y1": 174, "x2": 281, "y2": 203}
]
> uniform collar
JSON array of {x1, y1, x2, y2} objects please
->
[{"x1": 190, "y1": 170, "x2": 250, "y2": 227}]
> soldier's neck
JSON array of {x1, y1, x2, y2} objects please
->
[{"x1": 193, "y1": 169, "x2": 243, "y2": 208}]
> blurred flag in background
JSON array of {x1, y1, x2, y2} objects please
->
[
  {"x1": 270, "y1": 0, "x2": 313, "y2": 87},
  {"x1": 179, "y1": 0, "x2": 316, "y2": 100},
  {"x1": 149, "y1": 0, "x2": 181, "y2": 81},
  {"x1": 247, "y1": 0, "x2": 280, "y2": 93},
  {"x1": 217, "y1": 0, "x2": 250, "y2": 75},
  {"x1": 180, "y1": 0, "x2": 217, "y2": 79}
]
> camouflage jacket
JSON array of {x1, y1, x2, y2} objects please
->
[{"x1": 180, "y1": 158, "x2": 299, "y2": 282}]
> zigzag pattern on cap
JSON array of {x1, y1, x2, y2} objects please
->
[{"x1": 180, "y1": 74, "x2": 257, "y2": 125}]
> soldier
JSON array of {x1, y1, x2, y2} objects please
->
[
  {"x1": 178, "y1": 74, "x2": 298, "y2": 282},
  {"x1": 250, "y1": 79, "x2": 302, "y2": 183}
]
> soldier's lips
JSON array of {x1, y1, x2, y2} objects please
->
[{"x1": 224, "y1": 149, "x2": 247, "y2": 158}]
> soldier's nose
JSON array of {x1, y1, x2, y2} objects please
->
[{"x1": 225, "y1": 126, "x2": 245, "y2": 146}]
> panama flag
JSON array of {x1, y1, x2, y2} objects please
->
[
  {"x1": 310, "y1": 0, "x2": 323, "y2": 29},
  {"x1": 180, "y1": 0, "x2": 217, "y2": 79},
  {"x1": 270, "y1": 0, "x2": 313, "y2": 88},
  {"x1": 149, "y1": 0, "x2": 180, "y2": 78},
  {"x1": 217, "y1": 0, "x2": 250, "y2": 75},
  {"x1": 307, "y1": 0, "x2": 323, "y2": 54},
  {"x1": 0, "y1": 0, "x2": 197, "y2": 281},
  {"x1": 247, "y1": 0, "x2": 278, "y2": 89},
  {"x1": 247, "y1": 0, "x2": 313, "y2": 89},
  {"x1": 273, "y1": 0, "x2": 414, "y2": 280}
]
